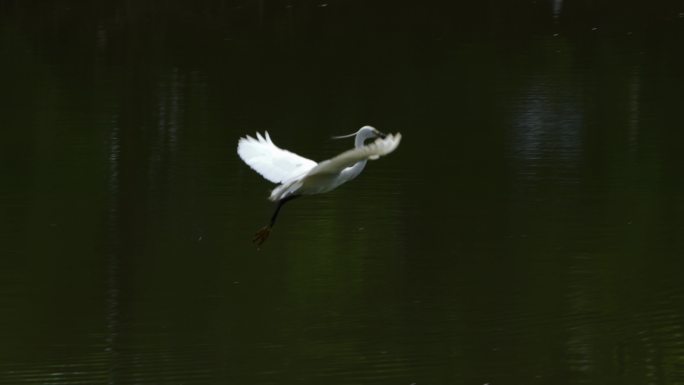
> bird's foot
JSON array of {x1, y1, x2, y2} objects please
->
[{"x1": 253, "y1": 226, "x2": 272, "y2": 246}]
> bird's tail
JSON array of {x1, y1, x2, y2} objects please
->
[{"x1": 269, "y1": 179, "x2": 302, "y2": 202}]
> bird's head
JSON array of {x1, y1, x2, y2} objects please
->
[{"x1": 332, "y1": 126, "x2": 386, "y2": 144}]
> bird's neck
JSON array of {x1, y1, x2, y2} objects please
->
[
  {"x1": 355, "y1": 134, "x2": 368, "y2": 149},
  {"x1": 333, "y1": 130, "x2": 373, "y2": 184},
  {"x1": 342, "y1": 159, "x2": 367, "y2": 182},
  {"x1": 341, "y1": 132, "x2": 372, "y2": 183}
]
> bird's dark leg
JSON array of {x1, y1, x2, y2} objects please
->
[{"x1": 253, "y1": 195, "x2": 300, "y2": 246}]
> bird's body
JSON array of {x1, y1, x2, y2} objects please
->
[{"x1": 237, "y1": 126, "x2": 401, "y2": 245}]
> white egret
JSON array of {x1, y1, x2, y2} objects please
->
[{"x1": 237, "y1": 125, "x2": 402, "y2": 245}]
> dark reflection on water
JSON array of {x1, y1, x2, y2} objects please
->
[{"x1": 1, "y1": 1, "x2": 684, "y2": 384}]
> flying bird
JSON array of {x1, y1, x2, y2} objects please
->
[{"x1": 237, "y1": 125, "x2": 402, "y2": 245}]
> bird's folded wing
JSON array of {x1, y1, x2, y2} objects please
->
[
  {"x1": 306, "y1": 133, "x2": 402, "y2": 176},
  {"x1": 237, "y1": 132, "x2": 318, "y2": 183}
]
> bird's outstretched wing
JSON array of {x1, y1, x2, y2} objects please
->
[
  {"x1": 306, "y1": 133, "x2": 402, "y2": 177},
  {"x1": 238, "y1": 132, "x2": 317, "y2": 184}
]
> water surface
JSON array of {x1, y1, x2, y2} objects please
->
[{"x1": 1, "y1": 1, "x2": 683, "y2": 384}]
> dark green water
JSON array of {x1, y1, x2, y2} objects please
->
[{"x1": 1, "y1": 1, "x2": 684, "y2": 384}]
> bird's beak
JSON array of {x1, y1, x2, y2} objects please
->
[{"x1": 331, "y1": 132, "x2": 357, "y2": 140}]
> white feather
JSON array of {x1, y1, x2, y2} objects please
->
[
  {"x1": 268, "y1": 133, "x2": 401, "y2": 201},
  {"x1": 306, "y1": 133, "x2": 401, "y2": 177},
  {"x1": 239, "y1": 126, "x2": 401, "y2": 245},
  {"x1": 238, "y1": 128, "x2": 401, "y2": 202},
  {"x1": 237, "y1": 131, "x2": 317, "y2": 184}
]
